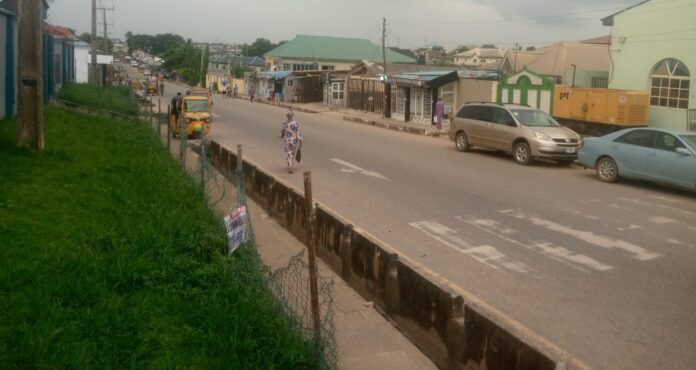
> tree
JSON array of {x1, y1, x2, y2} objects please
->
[
  {"x1": 232, "y1": 64, "x2": 246, "y2": 78},
  {"x1": 526, "y1": 46, "x2": 536, "y2": 51},
  {"x1": 243, "y1": 38, "x2": 278, "y2": 57},
  {"x1": 125, "y1": 33, "x2": 185, "y2": 55}
]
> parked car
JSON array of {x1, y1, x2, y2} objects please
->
[
  {"x1": 449, "y1": 102, "x2": 583, "y2": 165},
  {"x1": 578, "y1": 128, "x2": 696, "y2": 190}
]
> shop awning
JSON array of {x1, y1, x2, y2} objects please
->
[{"x1": 390, "y1": 71, "x2": 459, "y2": 88}]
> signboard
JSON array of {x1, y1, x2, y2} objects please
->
[{"x1": 224, "y1": 206, "x2": 248, "y2": 253}]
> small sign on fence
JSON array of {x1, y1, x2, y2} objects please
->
[{"x1": 224, "y1": 206, "x2": 248, "y2": 253}]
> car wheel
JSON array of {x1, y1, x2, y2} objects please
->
[
  {"x1": 455, "y1": 131, "x2": 471, "y2": 152},
  {"x1": 513, "y1": 142, "x2": 533, "y2": 165},
  {"x1": 596, "y1": 157, "x2": 618, "y2": 183},
  {"x1": 557, "y1": 160, "x2": 575, "y2": 166}
]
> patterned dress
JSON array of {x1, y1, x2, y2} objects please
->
[{"x1": 282, "y1": 119, "x2": 301, "y2": 168}]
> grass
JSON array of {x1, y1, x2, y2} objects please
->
[
  {"x1": 0, "y1": 108, "x2": 320, "y2": 369},
  {"x1": 58, "y1": 83, "x2": 138, "y2": 116}
]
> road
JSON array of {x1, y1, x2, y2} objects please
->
[{"x1": 146, "y1": 70, "x2": 696, "y2": 369}]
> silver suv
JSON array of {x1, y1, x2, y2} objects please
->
[{"x1": 449, "y1": 102, "x2": 583, "y2": 165}]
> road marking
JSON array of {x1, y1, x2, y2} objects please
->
[
  {"x1": 620, "y1": 197, "x2": 696, "y2": 219},
  {"x1": 330, "y1": 158, "x2": 390, "y2": 181},
  {"x1": 648, "y1": 216, "x2": 676, "y2": 225},
  {"x1": 500, "y1": 209, "x2": 660, "y2": 261},
  {"x1": 212, "y1": 113, "x2": 221, "y2": 118},
  {"x1": 409, "y1": 221, "x2": 530, "y2": 273},
  {"x1": 457, "y1": 216, "x2": 612, "y2": 272}
]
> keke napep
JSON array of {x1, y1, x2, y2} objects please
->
[{"x1": 171, "y1": 88, "x2": 213, "y2": 138}]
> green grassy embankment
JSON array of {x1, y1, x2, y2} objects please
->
[
  {"x1": 58, "y1": 83, "x2": 139, "y2": 116},
  {"x1": 0, "y1": 107, "x2": 319, "y2": 369}
]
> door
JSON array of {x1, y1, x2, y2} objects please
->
[
  {"x1": 611, "y1": 130, "x2": 655, "y2": 179},
  {"x1": 488, "y1": 107, "x2": 519, "y2": 151},
  {"x1": 470, "y1": 106, "x2": 496, "y2": 148},
  {"x1": 647, "y1": 132, "x2": 696, "y2": 188},
  {"x1": 528, "y1": 90, "x2": 538, "y2": 109}
]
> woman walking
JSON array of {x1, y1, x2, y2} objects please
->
[{"x1": 280, "y1": 110, "x2": 302, "y2": 173}]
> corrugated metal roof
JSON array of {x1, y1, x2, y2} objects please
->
[
  {"x1": 258, "y1": 71, "x2": 292, "y2": 80},
  {"x1": 391, "y1": 70, "x2": 459, "y2": 87},
  {"x1": 265, "y1": 35, "x2": 416, "y2": 64}
]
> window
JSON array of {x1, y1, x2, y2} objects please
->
[
  {"x1": 292, "y1": 63, "x2": 316, "y2": 71},
  {"x1": 492, "y1": 108, "x2": 515, "y2": 126},
  {"x1": 680, "y1": 135, "x2": 696, "y2": 151},
  {"x1": 331, "y1": 82, "x2": 345, "y2": 100},
  {"x1": 439, "y1": 82, "x2": 456, "y2": 119},
  {"x1": 615, "y1": 130, "x2": 655, "y2": 148},
  {"x1": 510, "y1": 109, "x2": 559, "y2": 127},
  {"x1": 457, "y1": 106, "x2": 477, "y2": 119},
  {"x1": 472, "y1": 106, "x2": 495, "y2": 122},
  {"x1": 322, "y1": 65, "x2": 335, "y2": 71},
  {"x1": 654, "y1": 132, "x2": 685, "y2": 152},
  {"x1": 650, "y1": 58, "x2": 690, "y2": 109},
  {"x1": 287, "y1": 80, "x2": 293, "y2": 87},
  {"x1": 283, "y1": 63, "x2": 291, "y2": 71}
]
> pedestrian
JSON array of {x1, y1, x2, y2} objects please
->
[
  {"x1": 159, "y1": 80, "x2": 165, "y2": 96},
  {"x1": 226, "y1": 85, "x2": 232, "y2": 99},
  {"x1": 434, "y1": 97, "x2": 445, "y2": 130},
  {"x1": 267, "y1": 87, "x2": 273, "y2": 102},
  {"x1": 280, "y1": 109, "x2": 302, "y2": 173},
  {"x1": 249, "y1": 88, "x2": 255, "y2": 103},
  {"x1": 171, "y1": 92, "x2": 182, "y2": 126},
  {"x1": 233, "y1": 84, "x2": 238, "y2": 98}
]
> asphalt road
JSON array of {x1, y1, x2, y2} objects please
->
[{"x1": 150, "y1": 73, "x2": 696, "y2": 369}]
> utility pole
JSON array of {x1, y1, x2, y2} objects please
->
[
  {"x1": 100, "y1": 7, "x2": 115, "y2": 52},
  {"x1": 17, "y1": 0, "x2": 44, "y2": 150},
  {"x1": 381, "y1": 17, "x2": 387, "y2": 75},
  {"x1": 513, "y1": 42, "x2": 519, "y2": 74},
  {"x1": 382, "y1": 17, "x2": 392, "y2": 118},
  {"x1": 199, "y1": 43, "x2": 208, "y2": 88},
  {"x1": 89, "y1": 0, "x2": 99, "y2": 85}
]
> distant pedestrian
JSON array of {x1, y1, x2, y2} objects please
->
[
  {"x1": 280, "y1": 109, "x2": 302, "y2": 173},
  {"x1": 434, "y1": 97, "x2": 445, "y2": 130},
  {"x1": 267, "y1": 87, "x2": 273, "y2": 102},
  {"x1": 249, "y1": 89, "x2": 255, "y2": 103},
  {"x1": 159, "y1": 80, "x2": 165, "y2": 96},
  {"x1": 233, "y1": 84, "x2": 238, "y2": 98},
  {"x1": 171, "y1": 92, "x2": 182, "y2": 122}
]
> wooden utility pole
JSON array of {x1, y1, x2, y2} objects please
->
[
  {"x1": 16, "y1": 0, "x2": 44, "y2": 150},
  {"x1": 381, "y1": 18, "x2": 387, "y2": 75},
  {"x1": 98, "y1": 6, "x2": 115, "y2": 53},
  {"x1": 382, "y1": 17, "x2": 392, "y2": 118},
  {"x1": 303, "y1": 172, "x2": 322, "y2": 341},
  {"x1": 89, "y1": 0, "x2": 99, "y2": 84}
]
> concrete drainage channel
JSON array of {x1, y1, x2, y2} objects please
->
[{"x1": 209, "y1": 140, "x2": 588, "y2": 370}]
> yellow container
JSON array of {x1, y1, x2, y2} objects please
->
[{"x1": 554, "y1": 86, "x2": 649, "y2": 126}]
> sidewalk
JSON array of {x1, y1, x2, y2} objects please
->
[
  {"x1": 238, "y1": 96, "x2": 450, "y2": 138},
  {"x1": 160, "y1": 125, "x2": 438, "y2": 370}
]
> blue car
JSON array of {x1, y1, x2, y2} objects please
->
[{"x1": 578, "y1": 128, "x2": 696, "y2": 190}]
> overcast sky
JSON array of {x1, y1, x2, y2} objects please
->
[{"x1": 46, "y1": 0, "x2": 639, "y2": 49}]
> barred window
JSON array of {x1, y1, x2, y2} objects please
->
[{"x1": 650, "y1": 58, "x2": 690, "y2": 109}]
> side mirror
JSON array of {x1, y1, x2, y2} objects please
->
[{"x1": 675, "y1": 147, "x2": 692, "y2": 156}]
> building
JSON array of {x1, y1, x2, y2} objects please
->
[
  {"x1": 453, "y1": 47, "x2": 505, "y2": 67},
  {"x1": 602, "y1": 0, "x2": 695, "y2": 130},
  {"x1": 44, "y1": 24, "x2": 78, "y2": 97},
  {"x1": 264, "y1": 34, "x2": 416, "y2": 72},
  {"x1": 207, "y1": 55, "x2": 265, "y2": 93},
  {"x1": 0, "y1": 5, "x2": 18, "y2": 118},
  {"x1": 496, "y1": 42, "x2": 610, "y2": 86}
]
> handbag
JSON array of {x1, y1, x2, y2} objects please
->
[{"x1": 295, "y1": 141, "x2": 302, "y2": 163}]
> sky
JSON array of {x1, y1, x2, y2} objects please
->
[{"x1": 46, "y1": 0, "x2": 640, "y2": 50}]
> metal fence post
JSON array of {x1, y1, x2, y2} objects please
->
[
  {"x1": 200, "y1": 138, "x2": 207, "y2": 190},
  {"x1": 234, "y1": 144, "x2": 244, "y2": 207},
  {"x1": 180, "y1": 122, "x2": 187, "y2": 165},
  {"x1": 166, "y1": 104, "x2": 171, "y2": 150},
  {"x1": 157, "y1": 99, "x2": 162, "y2": 137},
  {"x1": 303, "y1": 171, "x2": 322, "y2": 345}
]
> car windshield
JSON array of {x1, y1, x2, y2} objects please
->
[
  {"x1": 184, "y1": 100, "x2": 209, "y2": 113},
  {"x1": 510, "y1": 109, "x2": 560, "y2": 127},
  {"x1": 679, "y1": 135, "x2": 696, "y2": 151}
]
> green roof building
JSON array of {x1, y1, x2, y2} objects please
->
[{"x1": 264, "y1": 34, "x2": 416, "y2": 72}]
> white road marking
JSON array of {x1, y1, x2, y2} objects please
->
[
  {"x1": 620, "y1": 197, "x2": 696, "y2": 219},
  {"x1": 409, "y1": 221, "x2": 530, "y2": 273},
  {"x1": 457, "y1": 216, "x2": 612, "y2": 272},
  {"x1": 648, "y1": 216, "x2": 676, "y2": 225},
  {"x1": 330, "y1": 158, "x2": 390, "y2": 181},
  {"x1": 500, "y1": 209, "x2": 660, "y2": 261}
]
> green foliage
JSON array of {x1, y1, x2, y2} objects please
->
[
  {"x1": 58, "y1": 83, "x2": 138, "y2": 115},
  {"x1": 0, "y1": 108, "x2": 321, "y2": 369},
  {"x1": 241, "y1": 38, "x2": 284, "y2": 57},
  {"x1": 126, "y1": 32, "x2": 185, "y2": 55},
  {"x1": 232, "y1": 64, "x2": 246, "y2": 79},
  {"x1": 162, "y1": 39, "x2": 207, "y2": 86},
  {"x1": 78, "y1": 32, "x2": 113, "y2": 52}
]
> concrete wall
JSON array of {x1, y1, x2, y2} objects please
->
[
  {"x1": 0, "y1": 13, "x2": 8, "y2": 118},
  {"x1": 74, "y1": 45, "x2": 89, "y2": 83},
  {"x1": 608, "y1": 0, "x2": 695, "y2": 129},
  {"x1": 457, "y1": 79, "x2": 498, "y2": 107},
  {"x1": 209, "y1": 140, "x2": 582, "y2": 370}
]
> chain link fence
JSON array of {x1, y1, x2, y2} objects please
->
[{"x1": 142, "y1": 103, "x2": 338, "y2": 369}]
